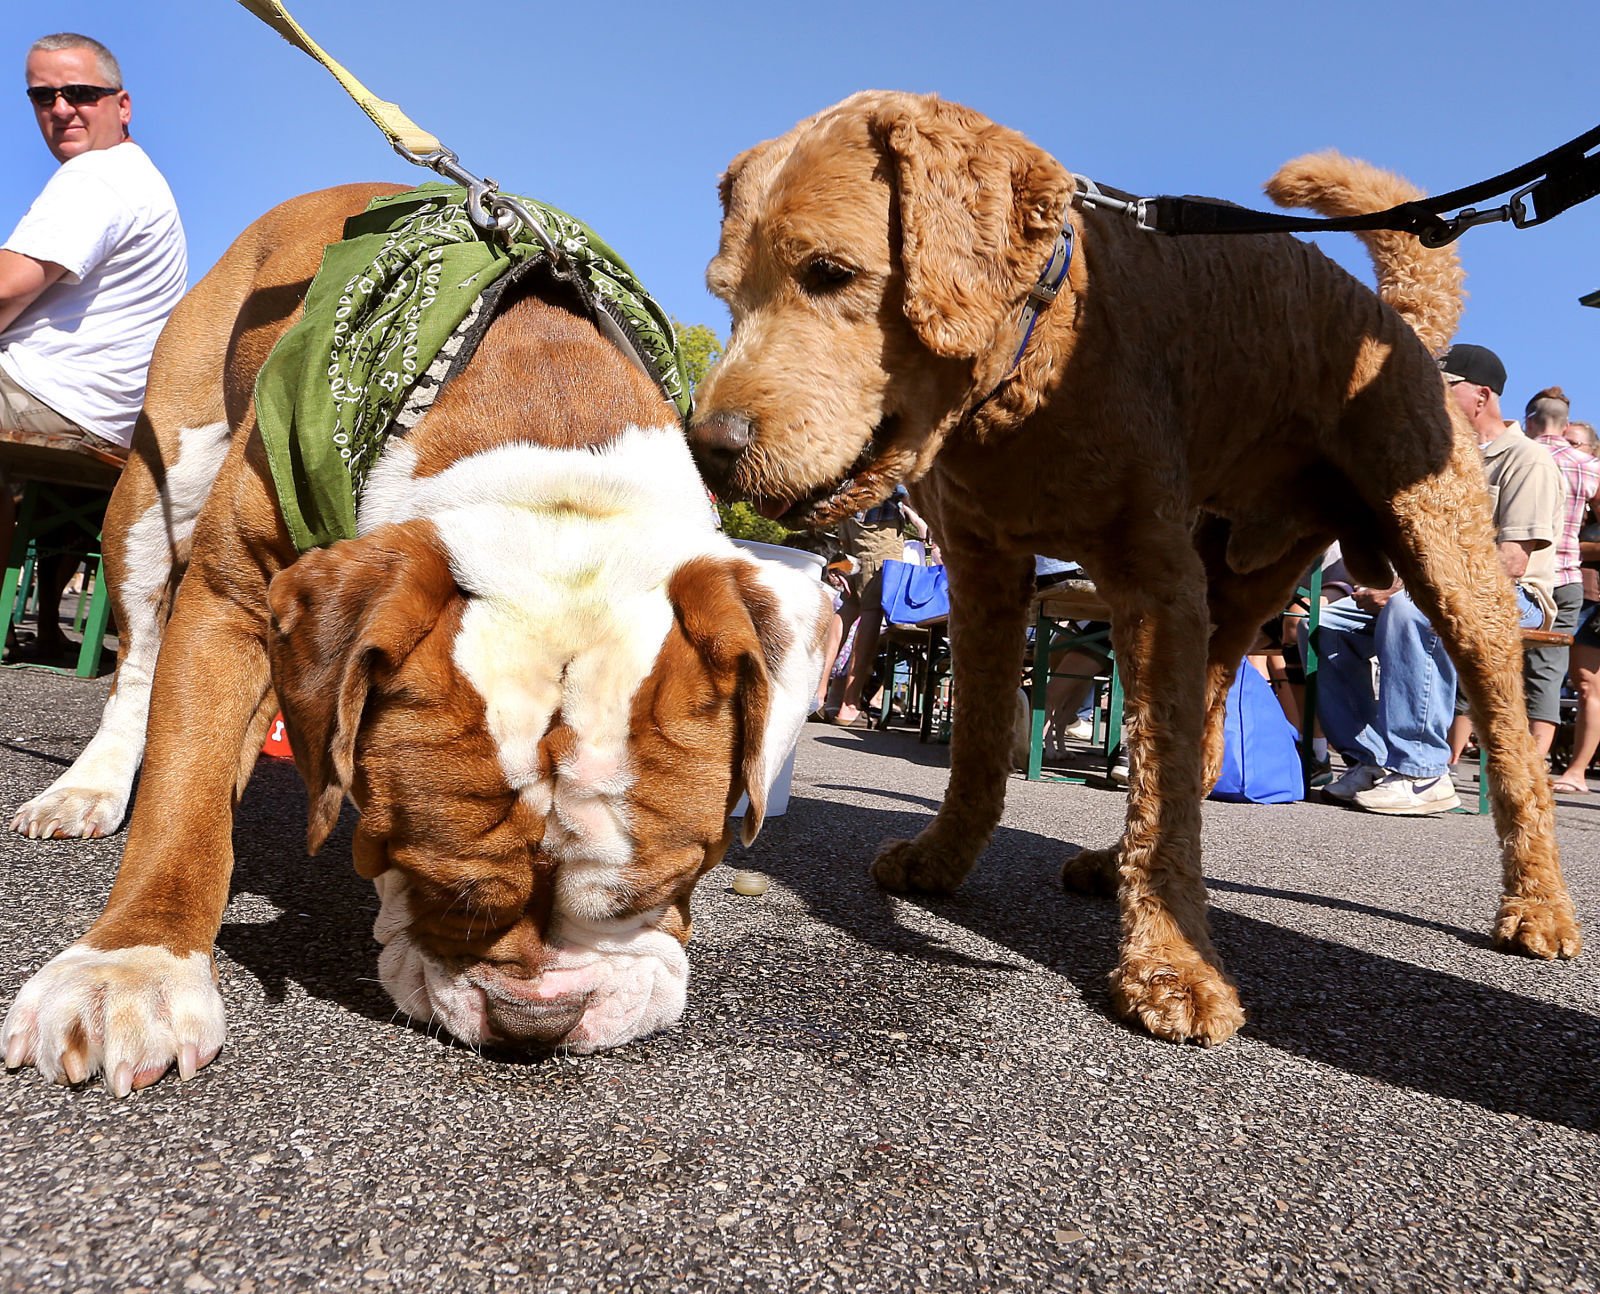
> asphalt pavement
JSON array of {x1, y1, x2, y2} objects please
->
[{"x1": 1, "y1": 666, "x2": 1597, "y2": 1292}]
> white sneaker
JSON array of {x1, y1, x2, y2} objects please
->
[
  {"x1": 1323, "y1": 763, "x2": 1383, "y2": 802},
  {"x1": 1352, "y1": 770, "x2": 1461, "y2": 816},
  {"x1": 1062, "y1": 717, "x2": 1094, "y2": 742}
]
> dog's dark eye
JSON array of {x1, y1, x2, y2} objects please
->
[{"x1": 799, "y1": 257, "x2": 856, "y2": 294}]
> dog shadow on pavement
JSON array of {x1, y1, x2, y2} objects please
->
[
  {"x1": 744, "y1": 786, "x2": 1600, "y2": 1134},
  {"x1": 209, "y1": 749, "x2": 1598, "y2": 1130},
  {"x1": 217, "y1": 757, "x2": 396, "y2": 1032}
]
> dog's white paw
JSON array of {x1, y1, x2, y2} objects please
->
[
  {"x1": 2, "y1": 944, "x2": 226, "y2": 1095},
  {"x1": 10, "y1": 785, "x2": 129, "y2": 840}
]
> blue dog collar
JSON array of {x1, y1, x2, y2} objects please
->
[{"x1": 1007, "y1": 219, "x2": 1075, "y2": 372}]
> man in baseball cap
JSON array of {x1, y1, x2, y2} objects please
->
[
  {"x1": 1440, "y1": 342, "x2": 1563, "y2": 767},
  {"x1": 1319, "y1": 342, "x2": 1558, "y2": 815},
  {"x1": 1439, "y1": 343, "x2": 1508, "y2": 396}
]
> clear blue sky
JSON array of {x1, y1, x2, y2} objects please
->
[{"x1": 4, "y1": 1, "x2": 1596, "y2": 418}]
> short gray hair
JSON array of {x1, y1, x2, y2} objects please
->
[{"x1": 28, "y1": 33, "x2": 122, "y2": 89}]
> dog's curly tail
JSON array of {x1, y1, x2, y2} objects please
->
[{"x1": 1265, "y1": 151, "x2": 1464, "y2": 356}]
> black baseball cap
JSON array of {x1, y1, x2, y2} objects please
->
[{"x1": 1439, "y1": 344, "x2": 1507, "y2": 396}]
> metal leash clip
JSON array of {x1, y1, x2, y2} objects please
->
[
  {"x1": 1070, "y1": 174, "x2": 1160, "y2": 233},
  {"x1": 391, "y1": 142, "x2": 561, "y2": 261},
  {"x1": 1418, "y1": 202, "x2": 1514, "y2": 248}
]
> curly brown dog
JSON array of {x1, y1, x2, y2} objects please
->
[{"x1": 687, "y1": 91, "x2": 1581, "y2": 1046}]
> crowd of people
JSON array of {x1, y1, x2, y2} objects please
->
[{"x1": 1306, "y1": 344, "x2": 1599, "y2": 814}]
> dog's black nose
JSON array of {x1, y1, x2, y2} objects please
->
[{"x1": 689, "y1": 410, "x2": 752, "y2": 482}]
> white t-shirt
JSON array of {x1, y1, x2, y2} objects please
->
[{"x1": 0, "y1": 141, "x2": 187, "y2": 447}]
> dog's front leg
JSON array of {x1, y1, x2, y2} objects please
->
[
  {"x1": 3, "y1": 554, "x2": 273, "y2": 1094},
  {"x1": 871, "y1": 548, "x2": 1033, "y2": 894},
  {"x1": 1098, "y1": 551, "x2": 1245, "y2": 1047}
]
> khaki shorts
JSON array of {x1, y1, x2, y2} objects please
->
[
  {"x1": 0, "y1": 363, "x2": 83, "y2": 436},
  {"x1": 0, "y1": 362, "x2": 126, "y2": 457}
]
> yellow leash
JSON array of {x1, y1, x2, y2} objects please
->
[
  {"x1": 232, "y1": 0, "x2": 684, "y2": 405},
  {"x1": 233, "y1": 0, "x2": 559, "y2": 252},
  {"x1": 234, "y1": 0, "x2": 440, "y2": 155}
]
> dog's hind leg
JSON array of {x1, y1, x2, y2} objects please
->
[
  {"x1": 9, "y1": 413, "x2": 233, "y2": 840},
  {"x1": 871, "y1": 546, "x2": 1034, "y2": 895},
  {"x1": 1379, "y1": 439, "x2": 1579, "y2": 959},
  {"x1": 1086, "y1": 521, "x2": 1246, "y2": 1045}
]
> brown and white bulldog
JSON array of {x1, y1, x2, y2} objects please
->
[{"x1": 2, "y1": 183, "x2": 829, "y2": 1094}]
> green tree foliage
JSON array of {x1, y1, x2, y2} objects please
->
[
  {"x1": 717, "y1": 500, "x2": 794, "y2": 544},
  {"x1": 672, "y1": 319, "x2": 724, "y2": 390},
  {"x1": 673, "y1": 318, "x2": 797, "y2": 545}
]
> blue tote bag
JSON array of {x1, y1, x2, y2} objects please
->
[
  {"x1": 1209, "y1": 661, "x2": 1304, "y2": 804},
  {"x1": 879, "y1": 559, "x2": 950, "y2": 624}
]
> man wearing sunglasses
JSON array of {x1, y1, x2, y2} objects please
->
[{"x1": 0, "y1": 33, "x2": 186, "y2": 660}]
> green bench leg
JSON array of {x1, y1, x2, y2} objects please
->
[{"x1": 75, "y1": 553, "x2": 112, "y2": 678}]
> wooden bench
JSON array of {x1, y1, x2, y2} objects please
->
[{"x1": 0, "y1": 425, "x2": 125, "y2": 677}]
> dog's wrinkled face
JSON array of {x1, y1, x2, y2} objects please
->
[
  {"x1": 266, "y1": 434, "x2": 828, "y2": 1054},
  {"x1": 691, "y1": 91, "x2": 1073, "y2": 528}
]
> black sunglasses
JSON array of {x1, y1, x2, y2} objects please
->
[{"x1": 26, "y1": 83, "x2": 120, "y2": 109}]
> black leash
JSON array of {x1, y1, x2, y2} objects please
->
[{"x1": 1093, "y1": 122, "x2": 1600, "y2": 247}]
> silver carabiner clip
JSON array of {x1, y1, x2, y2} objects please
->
[{"x1": 392, "y1": 141, "x2": 518, "y2": 240}]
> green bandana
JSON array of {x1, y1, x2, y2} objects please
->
[{"x1": 255, "y1": 184, "x2": 691, "y2": 552}]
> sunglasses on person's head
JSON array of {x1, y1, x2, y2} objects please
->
[{"x1": 25, "y1": 84, "x2": 120, "y2": 109}]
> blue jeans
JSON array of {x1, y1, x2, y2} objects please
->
[
  {"x1": 1311, "y1": 592, "x2": 1458, "y2": 778},
  {"x1": 1310, "y1": 588, "x2": 1541, "y2": 777}
]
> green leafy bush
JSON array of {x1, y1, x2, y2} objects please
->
[{"x1": 716, "y1": 500, "x2": 793, "y2": 545}]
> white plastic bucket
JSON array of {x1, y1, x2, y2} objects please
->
[
  {"x1": 730, "y1": 537, "x2": 825, "y2": 578},
  {"x1": 730, "y1": 538, "x2": 823, "y2": 818}
]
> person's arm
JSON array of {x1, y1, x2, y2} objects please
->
[
  {"x1": 1486, "y1": 445, "x2": 1558, "y2": 582},
  {"x1": 0, "y1": 249, "x2": 67, "y2": 334},
  {"x1": 1351, "y1": 576, "x2": 1402, "y2": 613},
  {"x1": 1498, "y1": 538, "x2": 1537, "y2": 580},
  {"x1": 897, "y1": 500, "x2": 931, "y2": 542}
]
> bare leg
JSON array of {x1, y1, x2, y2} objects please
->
[
  {"x1": 1554, "y1": 643, "x2": 1600, "y2": 788},
  {"x1": 815, "y1": 604, "x2": 845, "y2": 711},
  {"x1": 30, "y1": 551, "x2": 81, "y2": 657},
  {"x1": 836, "y1": 570, "x2": 886, "y2": 726}
]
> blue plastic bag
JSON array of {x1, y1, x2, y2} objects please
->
[
  {"x1": 880, "y1": 559, "x2": 950, "y2": 624},
  {"x1": 1209, "y1": 661, "x2": 1304, "y2": 804}
]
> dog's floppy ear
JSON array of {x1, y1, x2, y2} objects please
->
[
  {"x1": 670, "y1": 553, "x2": 830, "y2": 846},
  {"x1": 871, "y1": 96, "x2": 1073, "y2": 359},
  {"x1": 718, "y1": 146, "x2": 758, "y2": 217},
  {"x1": 267, "y1": 521, "x2": 458, "y2": 853}
]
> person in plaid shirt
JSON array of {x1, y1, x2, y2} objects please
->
[{"x1": 1530, "y1": 398, "x2": 1600, "y2": 790}]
